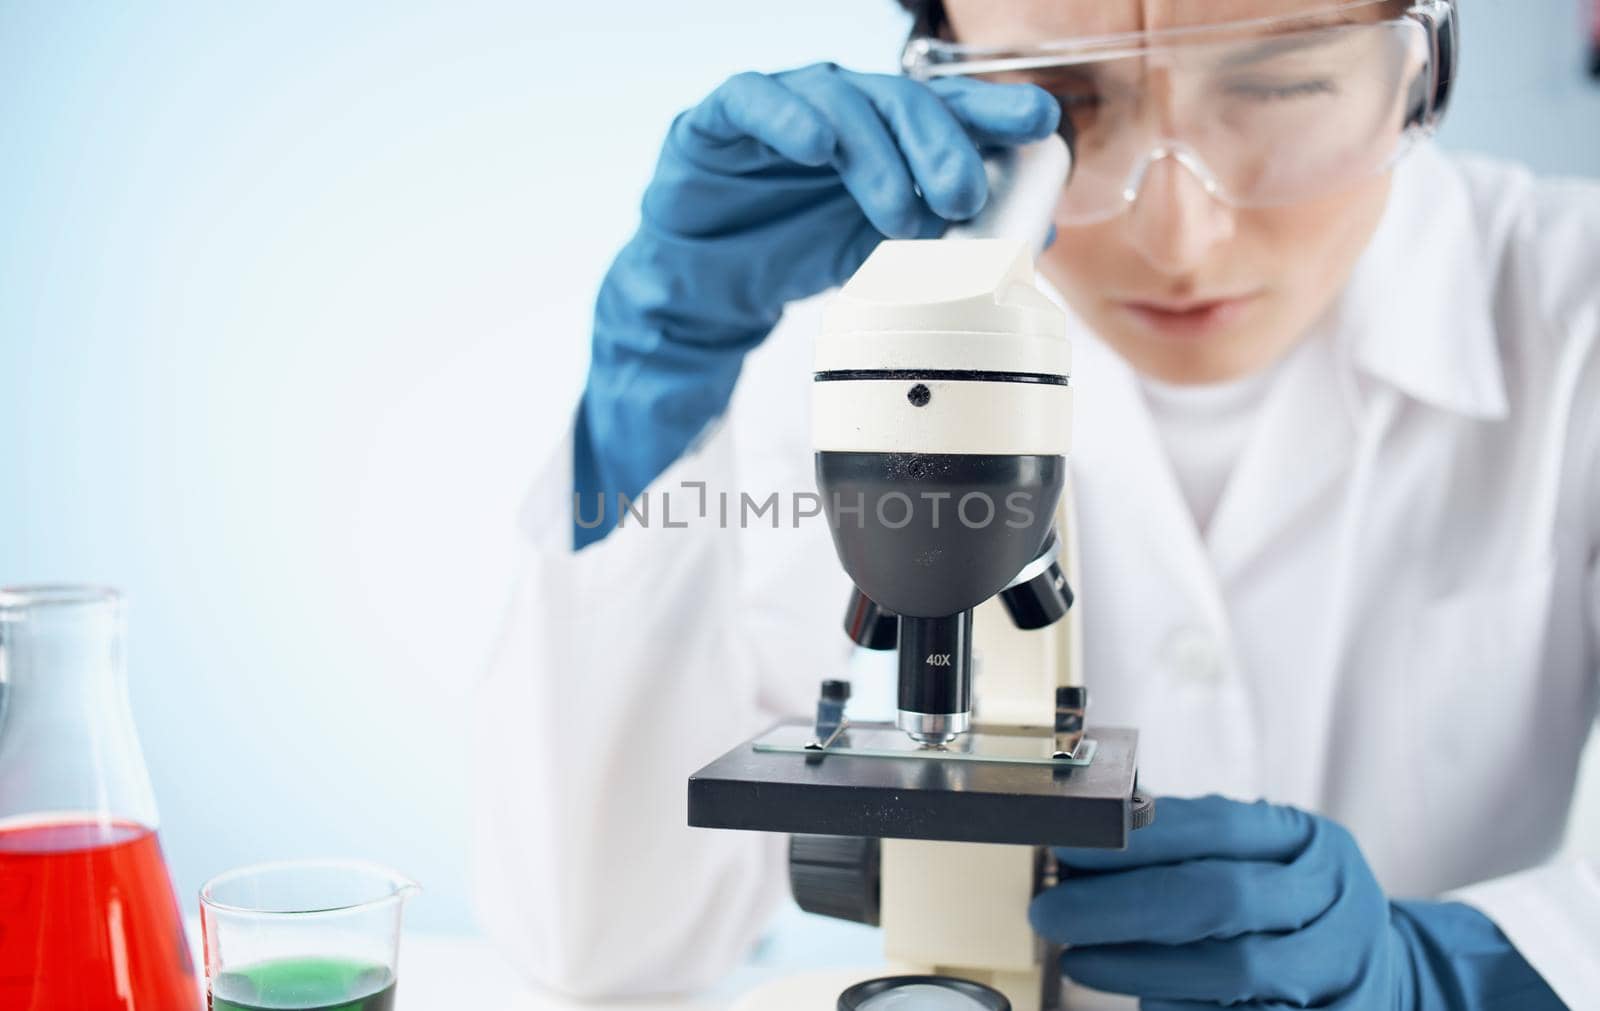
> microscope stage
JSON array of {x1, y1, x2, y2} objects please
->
[{"x1": 688, "y1": 722, "x2": 1141, "y2": 848}]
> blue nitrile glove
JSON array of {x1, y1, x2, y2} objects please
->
[
  {"x1": 572, "y1": 63, "x2": 1061, "y2": 548},
  {"x1": 1030, "y1": 795, "x2": 1565, "y2": 1010}
]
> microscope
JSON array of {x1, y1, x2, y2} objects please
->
[{"x1": 688, "y1": 136, "x2": 1151, "y2": 1011}]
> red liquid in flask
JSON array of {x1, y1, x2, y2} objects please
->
[{"x1": 0, "y1": 819, "x2": 199, "y2": 1010}]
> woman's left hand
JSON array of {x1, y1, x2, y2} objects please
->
[{"x1": 1030, "y1": 795, "x2": 1562, "y2": 1010}]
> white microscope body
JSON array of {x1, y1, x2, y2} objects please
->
[{"x1": 689, "y1": 137, "x2": 1149, "y2": 1011}]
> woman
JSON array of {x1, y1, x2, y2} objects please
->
[{"x1": 474, "y1": 1, "x2": 1598, "y2": 1006}]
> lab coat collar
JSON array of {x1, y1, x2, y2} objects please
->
[{"x1": 1338, "y1": 140, "x2": 1509, "y2": 421}]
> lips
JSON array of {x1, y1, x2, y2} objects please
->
[{"x1": 1116, "y1": 294, "x2": 1259, "y2": 340}]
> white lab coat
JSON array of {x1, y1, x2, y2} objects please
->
[{"x1": 472, "y1": 141, "x2": 1600, "y2": 1006}]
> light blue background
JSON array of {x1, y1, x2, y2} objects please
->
[{"x1": 2, "y1": 1, "x2": 1597, "y2": 937}]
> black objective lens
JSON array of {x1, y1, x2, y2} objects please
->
[
  {"x1": 1000, "y1": 561, "x2": 1073, "y2": 630},
  {"x1": 844, "y1": 588, "x2": 898, "y2": 651},
  {"x1": 897, "y1": 612, "x2": 972, "y2": 720}
]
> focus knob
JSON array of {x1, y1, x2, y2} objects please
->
[
  {"x1": 1131, "y1": 791, "x2": 1156, "y2": 831},
  {"x1": 789, "y1": 834, "x2": 880, "y2": 926}
]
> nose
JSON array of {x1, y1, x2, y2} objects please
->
[{"x1": 1122, "y1": 152, "x2": 1236, "y2": 276}]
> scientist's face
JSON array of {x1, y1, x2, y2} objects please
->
[{"x1": 943, "y1": 0, "x2": 1399, "y2": 385}]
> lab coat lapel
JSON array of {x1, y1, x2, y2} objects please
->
[
  {"x1": 1071, "y1": 327, "x2": 1262, "y2": 796},
  {"x1": 1344, "y1": 142, "x2": 1508, "y2": 422},
  {"x1": 1071, "y1": 327, "x2": 1228, "y2": 634},
  {"x1": 1204, "y1": 323, "x2": 1359, "y2": 583}
]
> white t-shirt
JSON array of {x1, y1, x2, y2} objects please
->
[{"x1": 1138, "y1": 365, "x2": 1278, "y2": 533}]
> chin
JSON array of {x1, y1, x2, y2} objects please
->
[
  {"x1": 1108, "y1": 336, "x2": 1245, "y2": 385},
  {"x1": 1143, "y1": 360, "x2": 1241, "y2": 385},
  {"x1": 1101, "y1": 316, "x2": 1294, "y2": 385}
]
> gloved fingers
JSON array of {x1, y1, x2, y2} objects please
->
[
  {"x1": 781, "y1": 64, "x2": 945, "y2": 239},
  {"x1": 677, "y1": 70, "x2": 839, "y2": 172},
  {"x1": 760, "y1": 194, "x2": 890, "y2": 305},
  {"x1": 835, "y1": 216, "x2": 891, "y2": 282},
  {"x1": 1054, "y1": 795, "x2": 1317, "y2": 873},
  {"x1": 845, "y1": 72, "x2": 989, "y2": 221},
  {"x1": 1059, "y1": 879, "x2": 1383, "y2": 1007},
  {"x1": 926, "y1": 76, "x2": 1062, "y2": 147},
  {"x1": 1060, "y1": 938, "x2": 1249, "y2": 1003},
  {"x1": 1142, "y1": 1001, "x2": 1331, "y2": 1011},
  {"x1": 1061, "y1": 936, "x2": 1336, "y2": 1007},
  {"x1": 1029, "y1": 856, "x2": 1339, "y2": 947}
]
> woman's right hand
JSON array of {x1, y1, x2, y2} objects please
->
[
  {"x1": 600, "y1": 63, "x2": 1062, "y2": 353},
  {"x1": 576, "y1": 64, "x2": 1059, "y2": 548}
]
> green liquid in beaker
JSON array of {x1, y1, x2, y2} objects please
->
[{"x1": 209, "y1": 958, "x2": 395, "y2": 1011}]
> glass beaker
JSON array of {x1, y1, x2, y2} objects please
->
[
  {"x1": 201, "y1": 860, "x2": 418, "y2": 1011},
  {"x1": 0, "y1": 585, "x2": 199, "y2": 1009}
]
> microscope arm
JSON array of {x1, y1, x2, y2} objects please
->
[{"x1": 971, "y1": 475, "x2": 1084, "y2": 729}]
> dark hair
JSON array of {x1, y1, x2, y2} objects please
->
[{"x1": 895, "y1": 0, "x2": 946, "y2": 37}]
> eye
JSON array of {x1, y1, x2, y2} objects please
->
[
  {"x1": 1036, "y1": 88, "x2": 1100, "y2": 115},
  {"x1": 1025, "y1": 69, "x2": 1110, "y2": 112},
  {"x1": 1048, "y1": 90, "x2": 1104, "y2": 111},
  {"x1": 1226, "y1": 79, "x2": 1338, "y2": 101}
]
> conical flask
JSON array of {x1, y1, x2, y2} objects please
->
[{"x1": 0, "y1": 585, "x2": 199, "y2": 1009}]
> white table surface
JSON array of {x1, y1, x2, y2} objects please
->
[
  {"x1": 386, "y1": 931, "x2": 1135, "y2": 1011},
  {"x1": 392, "y1": 933, "x2": 728, "y2": 1010},
  {"x1": 188, "y1": 904, "x2": 886, "y2": 1009},
  {"x1": 187, "y1": 909, "x2": 1143, "y2": 1010}
]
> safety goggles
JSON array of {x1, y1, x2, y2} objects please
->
[{"x1": 903, "y1": 0, "x2": 1458, "y2": 225}]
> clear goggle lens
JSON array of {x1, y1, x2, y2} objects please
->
[{"x1": 908, "y1": 16, "x2": 1435, "y2": 225}]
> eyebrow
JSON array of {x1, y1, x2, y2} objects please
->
[{"x1": 1218, "y1": 27, "x2": 1348, "y2": 68}]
